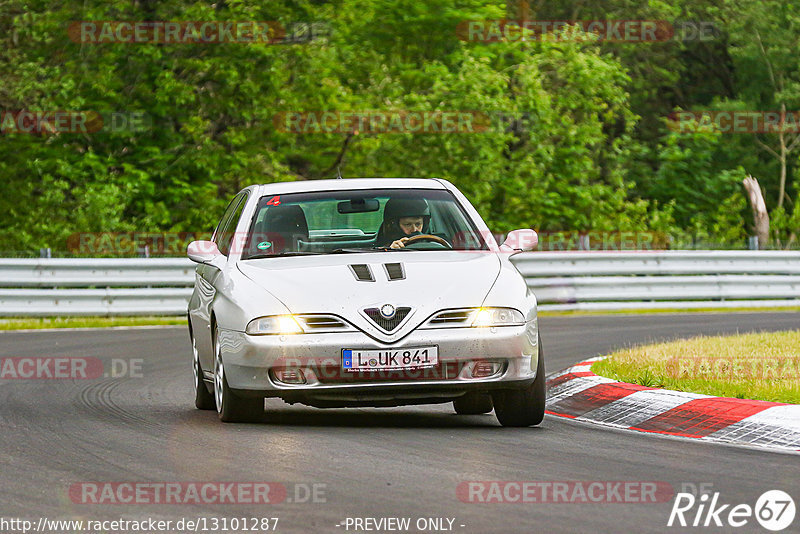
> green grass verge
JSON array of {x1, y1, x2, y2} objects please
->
[
  {"x1": 0, "y1": 316, "x2": 186, "y2": 330},
  {"x1": 591, "y1": 330, "x2": 800, "y2": 404}
]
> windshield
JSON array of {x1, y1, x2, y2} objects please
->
[{"x1": 240, "y1": 188, "x2": 488, "y2": 259}]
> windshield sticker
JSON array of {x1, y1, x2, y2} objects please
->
[{"x1": 256, "y1": 241, "x2": 272, "y2": 250}]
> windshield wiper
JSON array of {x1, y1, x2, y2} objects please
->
[
  {"x1": 329, "y1": 247, "x2": 421, "y2": 253},
  {"x1": 329, "y1": 247, "x2": 381, "y2": 254},
  {"x1": 242, "y1": 252, "x2": 322, "y2": 260}
]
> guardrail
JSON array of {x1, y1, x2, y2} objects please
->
[
  {"x1": 0, "y1": 251, "x2": 799, "y2": 315},
  {"x1": 0, "y1": 259, "x2": 194, "y2": 316},
  {"x1": 513, "y1": 251, "x2": 800, "y2": 311}
]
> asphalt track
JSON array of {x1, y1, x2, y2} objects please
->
[{"x1": 1, "y1": 312, "x2": 799, "y2": 533}]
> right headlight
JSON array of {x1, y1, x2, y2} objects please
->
[
  {"x1": 471, "y1": 307, "x2": 525, "y2": 327},
  {"x1": 245, "y1": 315, "x2": 304, "y2": 335},
  {"x1": 422, "y1": 307, "x2": 525, "y2": 328}
]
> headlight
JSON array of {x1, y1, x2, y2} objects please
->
[
  {"x1": 471, "y1": 307, "x2": 525, "y2": 327},
  {"x1": 421, "y1": 307, "x2": 527, "y2": 329},
  {"x1": 245, "y1": 315, "x2": 303, "y2": 335}
]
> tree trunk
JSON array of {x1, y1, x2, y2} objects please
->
[
  {"x1": 743, "y1": 175, "x2": 770, "y2": 249},
  {"x1": 778, "y1": 103, "x2": 787, "y2": 209}
]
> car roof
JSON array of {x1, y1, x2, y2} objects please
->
[{"x1": 250, "y1": 178, "x2": 448, "y2": 196}]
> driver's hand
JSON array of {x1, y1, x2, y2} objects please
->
[{"x1": 390, "y1": 237, "x2": 409, "y2": 249}]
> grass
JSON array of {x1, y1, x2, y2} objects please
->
[
  {"x1": 0, "y1": 316, "x2": 186, "y2": 330},
  {"x1": 591, "y1": 330, "x2": 800, "y2": 404}
]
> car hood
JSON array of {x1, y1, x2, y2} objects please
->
[{"x1": 236, "y1": 251, "x2": 500, "y2": 343}]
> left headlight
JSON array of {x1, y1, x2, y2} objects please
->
[
  {"x1": 245, "y1": 315, "x2": 304, "y2": 335},
  {"x1": 471, "y1": 307, "x2": 525, "y2": 327}
]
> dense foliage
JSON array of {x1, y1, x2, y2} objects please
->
[{"x1": 1, "y1": 0, "x2": 798, "y2": 254}]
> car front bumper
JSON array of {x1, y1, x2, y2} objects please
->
[{"x1": 216, "y1": 321, "x2": 539, "y2": 406}]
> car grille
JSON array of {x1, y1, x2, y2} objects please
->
[
  {"x1": 383, "y1": 262, "x2": 405, "y2": 280},
  {"x1": 349, "y1": 264, "x2": 374, "y2": 282},
  {"x1": 363, "y1": 307, "x2": 411, "y2": 331},
  {"x1": 315, "y1": 361, "x2": 467, "y2": 384}
]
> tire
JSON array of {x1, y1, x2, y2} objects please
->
[
  {"x1": 453, "y1": 392, "x2": 494, "y2": 415},
  {"x1": 192, "y1": 334, "x2": 215, "y2": 410},
  {"x1": 492, "y1": 334, "x2": 546, "y2": 427},
  {"x1": 213, "y1": 327, "x2": 264, "y2": 423}
]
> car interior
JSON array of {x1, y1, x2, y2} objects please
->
[{"x1": 242, "y1": 194, "x2": 482, "y2": 257}]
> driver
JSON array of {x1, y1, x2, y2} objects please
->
[{"x1": 378, "y1": 198, "x2": 431, "y2": 249}]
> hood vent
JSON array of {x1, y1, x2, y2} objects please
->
[
  {"x1": 384, "y1": 262, "x2": 405, "y2": 281},
  {"x1": 364, "y1": 306, "x2": 411, "y2": 331},
  {"x1": 349, "y1": 264, "x2": 375, "y2": 282}
]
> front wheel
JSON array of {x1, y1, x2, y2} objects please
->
[
  {"x1": 213, "y1": 328, "x2": 264, "y2": 423},
  {"x1": 492, "y1": 335, "x2": 546, "y2": 427},
  {"x1": 192, "y1": 334, "x2": 215, "y2": 410}
]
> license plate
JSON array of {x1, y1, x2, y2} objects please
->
[{"x1": 342, "y1": 346, "x2": 438, "y2": 372}]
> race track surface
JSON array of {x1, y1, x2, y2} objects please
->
[{"x1": 1, "y1": 312, "x2": 798, "y2": 533}]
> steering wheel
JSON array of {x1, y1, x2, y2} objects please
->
[{"x1": 402, "y1": 234, "x2": 452, "y2": 249}]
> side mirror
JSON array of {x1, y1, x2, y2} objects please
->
[
  {"x1": 187, "y1": 240, "x2": 222, "y2": 264},
  {"x1": 500, "y1": 229, "x2": 538, "y2": 253}
]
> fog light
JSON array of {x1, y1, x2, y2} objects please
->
[
  {"x1": 275, "y1": 368, "x2": 306, "y2": 384},
  {"x1": 472, "y1": 361, "x2": 501, "y2": 378}
]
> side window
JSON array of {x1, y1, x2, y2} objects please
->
[
  {"x1": 212, "y1": 195, "x2": 242, "y2": 245},
  {"x1": 214, "y1": 193, "x2": 248, "y2": 256}
]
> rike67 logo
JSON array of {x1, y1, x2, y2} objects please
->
[{"x1": 668, "y1": 487, "x2": 795, "y2": 531}]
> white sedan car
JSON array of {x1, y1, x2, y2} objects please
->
[{"x1": 187, "y1": 178, "x2": 543, "y2": 426}]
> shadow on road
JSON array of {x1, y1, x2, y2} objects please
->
[{"x1": 180, "y1": 403, "x2": 549, "y2": 431}]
